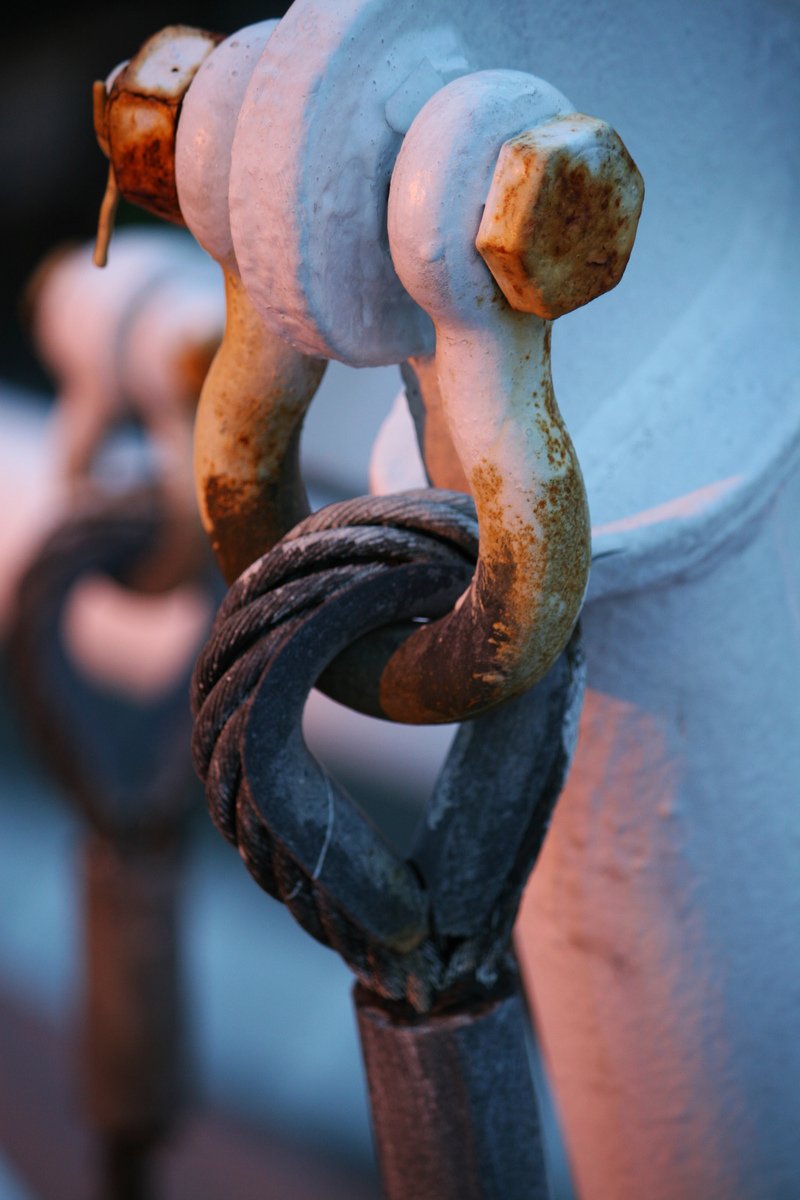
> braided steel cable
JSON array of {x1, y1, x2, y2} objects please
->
[
  {"x1": 7, "y1": 487, "x2": 206, "y2": 840},
  {"x1": 192, "y1": 489, "x2": 584, "y2": 1012}
]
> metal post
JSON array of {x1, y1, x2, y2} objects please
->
[
  {"x1": 84, "y1": 834, "x2": 186, "y2": 1200},
  {"x1": 7, "y1": 490, "x2": 207, "y2": 1200},
  {"x1": 356, "y1": 961, "x2": 549, "y2": 1200}
]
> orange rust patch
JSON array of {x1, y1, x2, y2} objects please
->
[
  {"x1": 378, "y1": 450, "x2": 589, "y2": 724},
  {"x1": 100, "y1": 26, "x2": 223, "y2": 225},
  {"x1": 469, "y1": 450, "x2": 590, "y2": 673},
  {"x1": 194, "y1": 269, "x2": 326, "y2": 585},
  {"x1": 476, "y1": 120, "x2": 644, "y2": 318},
  {"x1": 107, "y1": 92, "x2": 184, "y2": 223},
  {"x1": 519, "y1": 152, "x2": 635, "y2": 317},
  {"x1": 202, "y1": 422, "x2": 308, "y2": 585},
  {"x1": 172, "y1": 336, "x2": 220, "y2": 411},
  {"x1": 541, "y1": 369, "x2": 558, "y2": 425},
  {"x1": 204, "y1": 474, "x2": 272, "y2": 584}
]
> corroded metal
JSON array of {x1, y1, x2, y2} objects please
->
[
  {"x1": 91, "y1": 25, "x2": 327, "y2": 587},
  {"x1": 385, "y1": 73, "x2": 595, "y2": 722},
  {"x1": 94, "y1": 25, "x2": 222, "y2": 237},
  {"x1": 476, "y1": 115, "x2": 644, "y2": 318},
  {"x1": 194, "y1": 269, "x2": 326, "y2": 583}
]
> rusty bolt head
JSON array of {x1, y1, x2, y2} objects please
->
[
  {"x1": 95, "y1": 25, "x2": 222, "y2": 225},
  {"x1": 476, "y1": 114, "x2": 644, "y2": 319}
]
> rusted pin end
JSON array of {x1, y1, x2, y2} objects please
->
[
  {"x1": 92, "y1": 79, "x2": 118, "y2": 267},
  {"x1": 92, "y1": 25, "x2": 223, "y2": 262},
  {"x1": 93, "y1": 162, "x2": 120, "y2": 268},
  {"x1": 476, "y1": 114, "x2": 644, "y2": 318}
]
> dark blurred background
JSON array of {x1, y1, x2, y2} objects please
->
[{"x1": 0, "y1": 3, "x2": 289, "y2": 394}]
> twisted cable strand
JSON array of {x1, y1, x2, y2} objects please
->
[{"x1": 191, "y1": 489, "x2": 577, "y2": 1010}]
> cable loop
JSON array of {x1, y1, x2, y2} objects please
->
[{"x1": 192, "y1": 490, "x2": 584, "y2": 1011}]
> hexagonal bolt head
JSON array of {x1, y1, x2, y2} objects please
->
[
  {"x1": 476, "y1": 114, "x2": 644, "y2": 319},
  {"x1": 95, "y1": 25, "x2": 222, "y2": 225}
]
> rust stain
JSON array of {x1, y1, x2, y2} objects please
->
[
  {"x1": 476, "y1": 121, "x2": 644, "y2": 319},
  {"x1": 519, "y1": 151, "x2": 634, "y2": 317},
  {"x1": 204, "y1": 473, "x2": 258, "y2": 583},
  {"x1": 172, "y1": 336, "x2": 220, "y2": 411},
  {"x1": 107, "y1": 92, "x2": 184, "y2": 224},
  {"x1": 542, "y1": 322, "x2": 553, "y2": 362},
  {"x1": 493, "y1": 136, "x2": 536, "y2": 226},
  {"x1": 201, "y1": 413, "x2": 308, "y2": 586},
  {"x1": 204, "y1": 469, "x2": 301, "y2": 585},
  {"x1": 97, "y1": 26, "x2": 223, "y2": 226},
  {"x1": 378, "y1": 447, "x2": 589, "y2": 724},
  {"x1": 194, "y1": 269, "x2": 327, "y2": 584}
]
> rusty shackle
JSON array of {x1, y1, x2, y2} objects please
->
[
  {"x1": 382, "y1": 71, "x2": 642, "y2": 720},
  {"x1": 94, "y1": 22, "x2": 328, "y2": 580},
  {"x1": 93, "y1": 21, "x2": 643, "y2": 724}
]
